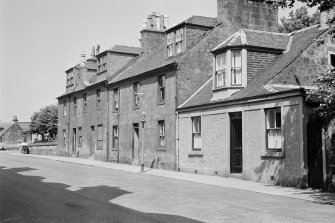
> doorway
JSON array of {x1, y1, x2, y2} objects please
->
[
  {"x1": 90, "y1": 126, "x2": 95, "y2": 156},
  {"x1": 230, "y1": 112, "x2": 243, "y2": 174},
  {"x1": 307, "y1": 120, "x2": 324, "y2": 188},
  {"x1": 132, "y1": 123, "x2": 139, "y2": 160}
]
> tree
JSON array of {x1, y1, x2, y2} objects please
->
[
  {"x1": 30, "y1": 104, "x2": 58, "y2": 141},
  {"x1": 279, "y1": 6, "x2": 320, "y2": 33}
]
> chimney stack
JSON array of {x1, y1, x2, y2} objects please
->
[
  {"x1": 12, "y1": 115, "x2": 18, "y2": 125},
  {"x1": 217, "y1": 0, "x2": 278, "y2": 32},
  {"x1": 140, "y1": 12, "x2": 169, "y2": 52}
]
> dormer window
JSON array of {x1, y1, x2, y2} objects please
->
[
  {"x1": 215, "y1": 52, "x2": 227, "y2": 88},
  {"x1": 167, "y1": 28, "x2": 184, "y2": 57},
  {"x1": 231, "y1": 50, "x2": 242, "y2": 86}
]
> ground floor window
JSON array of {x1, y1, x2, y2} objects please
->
[
  {"x1": 192, "y1": 116, "x2": 201, "y2": 151},
  {"x1": 63, "y1": 130, "x2": 66, "y2": 146},
  {"x1": 158, "y1": 121, "x2": 165, "y2": 147},
  {"x1": 97, "y1": 125, "x2": 103, "y2": 150},
  {"x1": 266, "y1": 108, "x2": 282, "y2": 150},
  {"x1": 78, "y1": 127, "x2": 82, "y2": 147},
  {"x1": 112, "y1": 126, "x2": 118, "y2": 149}
]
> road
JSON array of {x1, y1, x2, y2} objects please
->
[{"x1": 0, "y1": 152, "x2": 334, "y2": 223}]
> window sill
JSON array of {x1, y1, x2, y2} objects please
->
[
  {"x1": 188, "y1": 150, "x2": 203, "y2": 158},
  {"x1": 261, "y1": 150, "x2": 284, "y2": 159},
  {"x1": 157, "y1": 101, "x2": 165, "y2": 106},
  {"x1": 112, "y1": 148, "x2": 118, "y2": 151},
  {"x1": 212, "y1": 86, "x2": 243, "y2": 92},
  {"x1": 97, "y1": 70, "x2": 107, "y2": 75},
  {"x1": 156, "y1": 146, "x2": 166, "y2": 151}
]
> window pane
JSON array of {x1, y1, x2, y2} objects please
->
[
  {"x1": 266, "y1": 109, "x2": 275, "y2": 129},
  {"x1": 232, "y1": 50, "x2": 242, "y2": 68},
  {"x1": 216, "y1": 54, "x2": 222, "y2": 70},
  {"x1": 232, "y1": 68, "x2": 242, "y2": 85},
  {"x1": 267, "y1": 129, "x2": 281, "y2": 149},
  {"x1": 193, "y1": 133, "x2": 202, "y2": 149},
  {"x1": 275, "y1": 108, "x2": 281, "y2": 128}
]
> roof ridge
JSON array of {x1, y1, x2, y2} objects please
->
[
  {"x1": 289, "y1": 24, "x2": 320, "y2": 35},
  {"x1": 243, "y1": 28, "x2": 289, "y2": 36},
  {"x1": 108, "y1": 39, "x2": 164, "y2": 83}
]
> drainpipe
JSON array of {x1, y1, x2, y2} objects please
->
[
  {"x1": 106, "y1": 81, "x2": 110, "y2": 161},
  {"x1": 67, "y1": 95, "x2": 71, "y2": 157},
  {"x1": 176, "y1": 111, "x2": 180, "y2": 171}
]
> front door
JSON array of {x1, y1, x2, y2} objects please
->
[
  {"x1": 72, "y1": 128, "x2": 76, "y2": 154},
  {"x1": 230, "y1": 112, "x2": 243, "y2": 173},
  {"x1": 307, "y1": 120, "x2": 324, "y2": 188},
  {"x1": 132, "y1": 124, "x2": 139, "y2": 160},
  {"x1": 90, "y1": 126, "x2": 95, "y2": 156}
]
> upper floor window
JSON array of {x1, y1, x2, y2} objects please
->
[
  {"x1": 63, "y1": 100, "x2": 67, "y2": 117},
  {"x1": 73, "y1": 97, "x2": 77, "y2": 115},
  {"x1": 266, "y1": 108, "x2": 282, "y2": 150},
  {"x1": 192, "y1": 116, "x2": 201, "y2": 151},
  {"x1": 66, "y1": 71, "x2": 74, "y2": 86},
  {"x1": 158, "y1": 75, "x2": 166, "y2": 103},
  {"x1": 215, "y1": 52, "x2": 227, "y2": 88},
  {"x1": 158, "y1": 121, "x2": 165, "y2": 147},
  {"x1": 96, "y1": 89, "x2": 101, "y2": 109},
  {"x1": 231, "y1": 50, "x2": 242, "y2": 86},
  {"x1": 113, "y1": 88, "x2": 119, "y2": 112},
  {"x1": 98, "y1": 55, "x2": 107, "y2": 73},
  {"x1": 133, "y1": 82, "x2": 140, "y2": 108},
  {"x1": 83, "y1": 94, "x2": 87, "y2": 112},
  {"x1": 167, "y1": 28, "x2": 184, "y2": 57}
]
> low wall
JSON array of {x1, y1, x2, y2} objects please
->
[{"x1": 28, "y1": 142, "x2": 58, "y2": 156}]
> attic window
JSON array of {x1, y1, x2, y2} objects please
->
[{"x1": 167, "y1": 28, "x2": 184, "y2": 57}]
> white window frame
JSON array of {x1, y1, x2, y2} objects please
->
[
  {"x1": 215, "y1": 52, "x2": 227, "y2": 88},
  {"x1": 167, "y1": 28, "x2": 184, "y2": 57},
  {"x1": 266, "y1": 108, "x2": 282, "y2": 150},
  {"x1": 192, "y1": 116, "x2": 202, "y2": 151},
  {"x1": 231, "y1": 50, "x2": 242, "y2": 86},
  {"x1": 158, "y1": 121, "x2": 165, "y2": 147}
]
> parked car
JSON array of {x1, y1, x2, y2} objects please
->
[
  {"x1": 0, "y1": 145, "x2": 6, "y2": 151},
  {"x1": 19, "y1": 143, "x2": 29, "y2": 154}
]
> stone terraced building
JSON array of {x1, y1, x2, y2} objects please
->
[{"x1": 57, "y1": 0, "x2": 335, "y2": 188}]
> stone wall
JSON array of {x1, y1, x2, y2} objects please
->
[
  {"x1": 28, "y1": 142, "x2": 58, "y2": 156},
  {"x1": 217, "y1": 0, "x2": 278, "y2": 32}
]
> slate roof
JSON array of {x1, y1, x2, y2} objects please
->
[
  {"x1": 167, "y1": 15, "x2": 218, "y2": 31},
  {"x1": 212, "y1": 29, "x2": 290, "y2": 52},
  {"x1": 19, "y1": 122, "x2": 31, "y2": 132},
  {"x1": 110, "y1": 16, "x2": 224, "y2": 84},
  {"x1": 0, "y1": 122, "x2": 11, "y2": 136},
  {"x1": 179, "y1": 25, "x2": 326, "y2": 110}
]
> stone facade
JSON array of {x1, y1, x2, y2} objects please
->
[
  {"x1": 178, "y1": 95, "x2": 308, "y2": 186},
  {"x1": 217, "y1": 0, "x2": 278, "y2": 32}
]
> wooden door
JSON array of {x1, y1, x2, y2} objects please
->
[
  {"x1": 90, "y1": 126, "x2": 95, "y2": 156},
  {"x1": 133, "y1": 124, "x2": 139, "y2": 160},
  {"x1": 230, "y1": 113, "x2": 242, "y2": 173}
]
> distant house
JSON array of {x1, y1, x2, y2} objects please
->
[{"x1": 0, "y1": 116, "x2": 32, "y2": 148}]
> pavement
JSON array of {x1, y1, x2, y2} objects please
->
[{"x1": 5, "y1": 151, "x2": 334, "y2": 203}]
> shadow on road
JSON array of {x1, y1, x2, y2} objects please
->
[
  {"x1": 0, "y1": 166, "x2": 203, "y2": 223},
  {"x1": 298, "y1": 189, "x2": 335, "y2": 206}
]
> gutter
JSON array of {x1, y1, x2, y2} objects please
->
[{"x1": 178, "y1": 88, "x2": 305, "y2": 113}]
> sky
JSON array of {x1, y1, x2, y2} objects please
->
[{"x1": 0, "y1": 0, "x2": 316, "y2": 122}]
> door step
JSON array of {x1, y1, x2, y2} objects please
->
[{"x1": 229, "y1": 173, "x2": 242, "y2": 180}]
